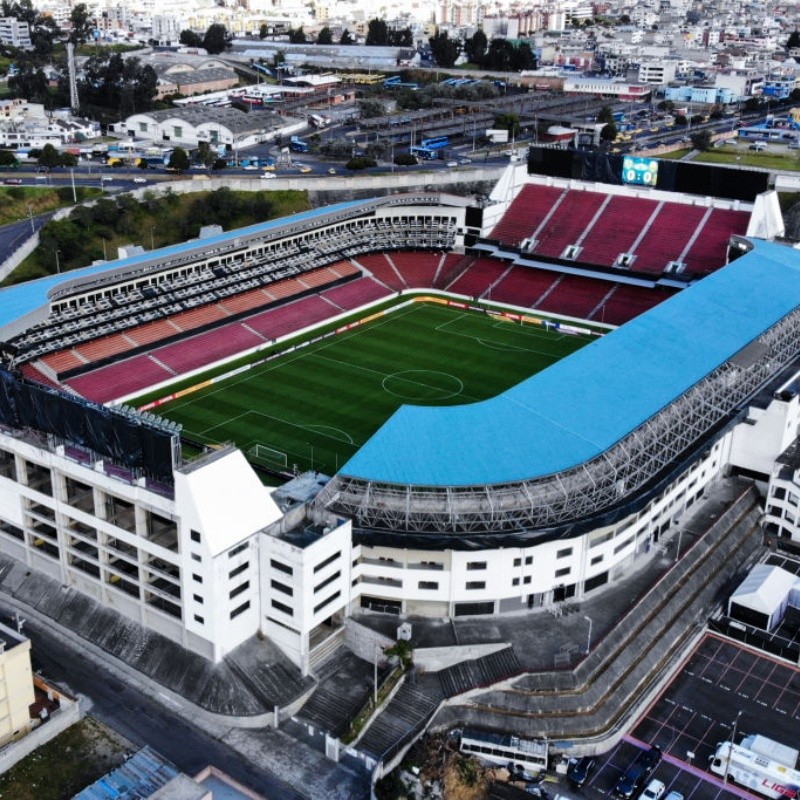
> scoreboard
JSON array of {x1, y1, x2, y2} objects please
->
[{"x1": 622, "y1": 156, "x2": 659, "y2": 186}]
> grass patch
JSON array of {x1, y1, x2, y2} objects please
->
[
  {"x1": 3, "y1": 188, "x2": 310, "y2": 286},
  {"x1": 693, "y1": 149, "x2": 800, "y2": 171},
  {"x1": 153, "y1": 302, "x2": 590, "y2": 475},
  {"x1": 656, "y1": 148, "x2": 691, "y2": 160},
  {"x1": 0, "y1": 186, "x2": 101, "y2": 227},
  {"x1": 0, "y1": 717, "x2": 129, "y2": 800}
]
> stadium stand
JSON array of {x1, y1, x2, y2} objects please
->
[
  {"x1": 533, "y1": 190, "x2": 607, "y2": 259},
  {"x1": 490, "y1": 266, "x2": 562, "y2": 308},
  {"x1": 41, "y1": 349, "x2": 85, "y2": 373},
  {"x1": 489, "y1": 184, "x2": 565, "y2": 246},
  {"x1": 170, "y1": 303, "x2": 230, "y2": 331},
  {"x1": 590, "y1": 283, "x2": 676, "y2": 326},
  {"x1": 322, "y1": 277, "x2": 392, "y2": 311},
  {"x1": 578, "y1": 196, "x2": 659, "y2": 267},
  {"x1": 537, "y1": 274, "x2": 614, "y2": 319},
  {"x1": 683, "y1": 208, "x2": 750, "y2": 274},
  {"x1": 358, "y1": 253, "x2": 406, "y2": 290},
  {"x1": 629, "y1": 202, "x2": 706, "y2": 273},
  {"x1": 219, "y1": 287, "x2": 273, "y2": 316},
  {"x1": 66, "y1": 354, "x2": 172, "y2": 403},
  {"x1": 74, "y1": 332, "x2": 135, "y2": 363},
  {"x1": 153, "y1": 324, "x2": 265, "y2": 374},
  {"x1": 243, "y1": 295, "x2": 338, "y2": 340},
  {"x1": 389, "y1": 251, "x2": 441, "y2": 288},
  {"x1": 447, "y1": 257, "x2": 509, "y2": 298}
]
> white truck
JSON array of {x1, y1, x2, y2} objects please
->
[
  {"x1": 710, "y1": 741, "x2": 800, "y2": 799},
  {"x1": 741, "y1": 735, "x2": 799, "y2": 769}
]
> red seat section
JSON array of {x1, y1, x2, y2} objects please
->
[
  {"x1": 220, "y1": 287, "x2": 273, "y2": 316},
  {"x1": 153, "y1": 325, "x2": 264, "y2": 375},
  {"x1": 632, "y1": 203, "x2": 707, "y2": 274},
  {"x1": 321, "y1": 277, "x2": 391, "y2": 311},
  {"x1": 682, "y1": 209, "x2": 750, "y2": 275},
  {"x1": 327, "y1": 260, "x2": 360, "y2": 279},
  {"x1": 447, "y1": 257, "x2": 508, "y2": 298},
  {"x1": 170, "y1": 303, "x2": 229, "y2": 331},
  {"x1": 66, "y1": 355, "x2": 172, "y2": 404},
  {"x1": 245, "y1": 295, "x2": 339, "y2": 340},
  {"x1": 125, "y1": 318, "x2": 181, "y2": 347},
  {"x1": 578, "y1": 196, "x2": 659, "y2": 267},
  {"x1": 265, "y1": 277, "x2": 306, "y2": 301},
  {"x1": 534, "y1": 191, "x2": 607, "y2": 259},
  {"x1": 491, "y1": 266, "x2": 561, "y2": 308},
  {"x1": 41, "y1": 349, "x2": 85, "y2": 375},
  {"x1": 74, "y1": 332, "x2": 133, "y2": 363},
  {"x1": 389, "y1": 251, "x2": 441, "y2": 287},
  {"x1": 490, "y1": 185, "x2": 565, "y2": 246},
  {"x1": 358, "y1": 253, "x2": 406, "y2": 290},
  {"x1": 20, "y1": 363, "x2": 61, "y2": 389},
  {"x1": 537, "y1": 275, "x2": 613, "y2": 318},
  {"x1": 591, "y1": 284, "x2": 677, "y2": 326}
]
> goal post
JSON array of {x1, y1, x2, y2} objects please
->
[{"x1": 248, "y1": 443, "x2": 289, "y2": 470}]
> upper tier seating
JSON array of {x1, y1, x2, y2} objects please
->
[
  {"x1": 533, "y1": 191, "x2": 607, "y2": 259},
  {"x1": 578, "y1": 196, "x2": 659, "y2": 267},
  {"x1": 447, "y1": 258, "x2": 509, "y2": 298},
  {"x1": 490, "y1": 185, "x2": 565, "y2": 247}
]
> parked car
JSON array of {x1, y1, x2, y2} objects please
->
[
  {"x1": 664, "y1": 792, "x2": 684, "y2": 800},
  {"x1": 133, "y1": 177, "x2": 147, "y2": 184},
  {"x1": 567, "y1": 756, "x2": 596, "y2": 787},
  {"x1": 640, "y1": 745, "x2": 662, "y2": 774},
  {"x1": 260, "y1": 172, "x2": 276, "y2": 180},
  {"x1": 3, "y1": 177, "x2": 21, "y2": 184},
  {"x1": 614, "y1": 765, "x2": 646, "y2": 798},
  {"x1": 641, "y1": 779, "x2": 666, "y2": 800}
]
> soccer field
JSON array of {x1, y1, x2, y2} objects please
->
[{"x1": 156, "y1": 302, "x2": 591, "y2": 475}]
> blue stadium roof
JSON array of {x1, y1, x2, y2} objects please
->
[
  {"x1": 0, "y1": 200, "x2": 368, "y2": 332},
  {"x1": 342, "y1": 240, "x2": 800, "y2": 487}
]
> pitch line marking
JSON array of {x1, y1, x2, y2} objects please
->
[{"x1": 381, "y1": 370, "x2": 464, "y2": 401}]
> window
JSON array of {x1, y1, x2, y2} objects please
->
[
  {"x1": 523, "y1": 576, "x2": 531, "y2": 585},
  {"x1": 190, "y1": 530, "x2": 201, "y2": 543},
  {"x1": 229, "y1": 561, "x2": 249, "y2": 580},
  {"x1": 271, "y1": 599, "x2": 293, "y2": 616},
  {"x1": 192, "y1": 573, "x2": 202, "y2": 583},
  {"x1": 270, "y1": 558, "x2": 292, "y2": 575},
  {"x1": 193, "y1": 593, "x2": 203, "y2": 604},
  {"x1": 194, "y1": 614, "x2": 204, "y2": 624},
  {"x1": 525, "y1": 556, "x2": 532, "y2": 565},
  {"x1": 191, "y1": 553, "x2": 201, "y2": 562},
  {"x1": 556, "y1": 547, "x2": 573, "y2": 559},
  {"x1": 512, "y1": 577, "x2": 520, "y2": 586},
  {"x1": 314, "y1": 570, "x2": 340, "y2": 594},
  {"x1": 314, "y1": 551, "x2": 340, "y2": 573},
  {"x1": 555, "y1": 567, "x2": 571, "y2": 578},
  {"x1": 138, "y1": 122, "x2": 147, "y2": 133},
  {"x1": 230, "y1": 580, "x2": 250, "y2": 599},
  {"x1": 230, "y1": 601, "x2": 250, "y2": 619},
  {"x1": 513, "y1": 558, "x2": 521, "y2": 567},
  {"x1": 466, "y1": 561, "x2": 487, "y2": 571},
  {"x1": 466, "y1": 581, "x2": 486, "y2": 590},
  {"x1": 271, "y1": 579, "x2": 293, "y2": 596},
  {"x1": 314, "y1": 590, "x2": 341, "y2": 615},
  {"x1": 418, "y1": 581, "x2": 438, "y2": 590},
  {"x1": 173, "y1": 125, "x2": 182, "y2": 138},
  {"x1": 613, "y1": 535, "x2": 634, "y2": 554},
  {"x1": 229, "y1": 542, "x2": 248, "y2": 558},
  {"x1": 591, "y1": 555, "x2": 603, "y2": 565}
]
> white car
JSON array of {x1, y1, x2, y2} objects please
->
[
  {"x1": 641, "y1": 779, "x2": 666, "y2": 800},
  {"x1": 664, "y1": 792, "x2": 683, "y2": 800},
  {"x1": 260, "y1": 172, "x2": 276, "y2": 180},
  {"x1": 133, "y1": 177, "x2": 147, "y2": 184}
]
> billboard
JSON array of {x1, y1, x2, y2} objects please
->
[{"x1": 622, "y1": 156, "x2": 659, "y2": 186}]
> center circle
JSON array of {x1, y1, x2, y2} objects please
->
[{"x1": 382, "y1": 370, "x2": 464, "y2": 402}]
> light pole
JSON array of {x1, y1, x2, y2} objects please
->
[
  {"x1": 150, "y1": 226, "x2": 155, "y2": 250},
  {"x1": 27, "y1": 204, "x2": 34, "y2": 234},
  {"x1": 54, "y1": 248, "x2": 60, "y2": 274},
  {"x1": 373, "y1": 643, "x2": 381, "y2": 704},
  {"x1": 69, "y1": 167, "x2": 77, "y2": 203},
  {"x1": 723, "y1": 711, "x2": 742, "y2": 784},
  {"x1": 583, "y1": 615, "x2": 593, "y2": 655}
]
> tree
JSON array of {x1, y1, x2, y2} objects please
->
[
  {"x1": 428, "y1": 29, "x2": 460, "y2": 68},
  {"x1": 690, "y1": 130, "x2": 712, "y2": 151},
  {"x1": 510, "y1": 41, "x2": 536, "y2": 71},
  {"x1": 366, "y1": 18, "x2": 388, "y2": 46},
  {"x1": 79, "y1": 53, "x2": 158, "y2": 115},
  {"x1": 657, "y1": 99, "x2": 675, "y2": 112},
  {"x1": 340, "y1": 28, "x2": 353, "y2": 45},
  {"x1": 390, "y1": 27, "x2": 413, "y2": 47},
  {"x1": 788, "y1": 30, "x2": 800, "y2": 50},
  {"x1": 179, "y1": 29, "x2": 203, "y2": 48},
  {"x1": 202, "y1": 23, "x2": 227, "y2": 54},
  {"x1": 597, "y1": 105, "x2": 614, "y2": 124},
  {"x1": 8, "y1": 67, "x2": 49, "y2": 105},
  {"x1": 0, "y1": 150, "x2": 18, "y2": 168},
  {"x1": 259, "y1": 23, "x2": 267, "y2": 40},
  {"x1": 167, "y1": 147, "x2": 190, "y2": 171},
  {"x1": 673, "y1": 114, "x2": 688, "y2": 126},
  {"x1": 38, "y1": 144, "x2": 61, "y2": 168},
  {"x1": 600, "y1": 121, "x2": 618, "y2": 142},
  {"x1": 317, "y1": 26, "x2": 332, "y2": 45},
  {"x1": 464, "y1": 29, "x2": 487, "y2": 65},
  {"x1": 359, "y1": 99, "x2": 384, "y2": 118},
  {"x1": 288, "y1": 26, "x2": 306, "y2": 43},
  {"x1": 68, "y1": 2, "x2": 92, "y2": 44},
  {"x1": 495, "y1": 112, "x2": 521, "y2": 136}
]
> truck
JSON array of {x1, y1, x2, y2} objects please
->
[
  {"x1": 308, "y1": 114, "x2": 330, "y2": 128},
  {"x1": 485, "y1": 128, "x2": 509, "y2": 144},
  {"x1": 741, "y1": 735, "x2": 799, "y2": 769},
  {"x1": 709, "y1": 741, "x2": 800, "y2": 799}
]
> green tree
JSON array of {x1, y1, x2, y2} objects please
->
[
  {"x1": 464, "y1": 29, "x2": 487, "y2": 65},
  {"x1": 788, "y1": 30, "x2": 800, "y2": 50},
  {"x1": 597, "y1": 104, "x2": 614, "y2": 124},
  {"x1": 179, "y1": 29, "x2": 203, "y2": 48},
  {"x1": 600, "y1": 121, "x2": 618, "y2": 141},
  {"x1": 202, "y1": 23, "x2": 228, "y2": 54},
  {"x1": 288, "y1": 26, "x2": 306, "y2": 43},
  {"x1": 673, "y1": 114, "x2": 688, "y2": 126},
  {"x1": 317, "y1": 26, "x2": 332, "y2": 44},
  {"x1": 167, "y1": 147, "x2": 190, "y2": 171},
  {"x1": 8, "y1": 67, "x2": 49, "y2": 105},
  {"x1": 690, "y1": 130, "x2": 713, "y2": 151},
  {"x1": 340, "y1": 28, "x2": 353, "y2": 45},
  {"x1": 366, "y1": 18, "x2": 388, "y2": 46},
  {"x1": 0, "y1": 150, "x2": 17, "y2": 168},
  {"x1": 68, "y1": 2, "x2": 92, "y2": 44},
  {"x1": 359, "y1": 99, "x2": 384, "y2": 118},
  {"x1": 389, "y1": 27, "x2": 412, "y2": 47},
  {"x1": 510, "y1": 41, "x2": 536, "y2": 70},
  {"x1": 495, "y1": 112, "x2": 520, "y2": 136},
  {"x1": 428, "y1": 29, "x2": 460, "y2": 68},
  {"x1": 259, "y1": 23, "x2": 267, "y2": 40}
]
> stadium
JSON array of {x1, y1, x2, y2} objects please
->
[{"x1": 0, "y1": 151, "x2": 798, "y2": 673}]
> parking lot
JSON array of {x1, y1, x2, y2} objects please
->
[{"x1": 574, "y1": 633, "x2": 800, "y2": 798}]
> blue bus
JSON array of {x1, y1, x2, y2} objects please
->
[
  {"x1": 420, "y1": 136, "x2": 449, "y2": 150},
  {"x1": 290, "y1": 136, "x2": 309, "y2": 153}
]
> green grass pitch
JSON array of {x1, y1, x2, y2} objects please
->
[{"x1": 156, "y1": 303, "x2": 591, "y2": 476}]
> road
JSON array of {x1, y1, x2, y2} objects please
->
[{"x1": 22, "y1": 615, "x2": 305, "y2": 800}]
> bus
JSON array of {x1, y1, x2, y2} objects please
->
[
  {"x1": 710, "y1": 741, "x2": 800, "y2": 799},
  {"x1": 420, "y1": 136, "x2": 449, "y2": 150},
  {"x1": 290, "y1": 136, "x2": 309, "y2": 154}
]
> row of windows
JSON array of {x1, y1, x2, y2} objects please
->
[{"x1": 314, "y1": 551, "x2": 340, "y2": 574}]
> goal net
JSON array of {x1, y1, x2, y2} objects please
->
[{"x1": 248, "y1": 443, "x2": 289, "y2": 470}]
